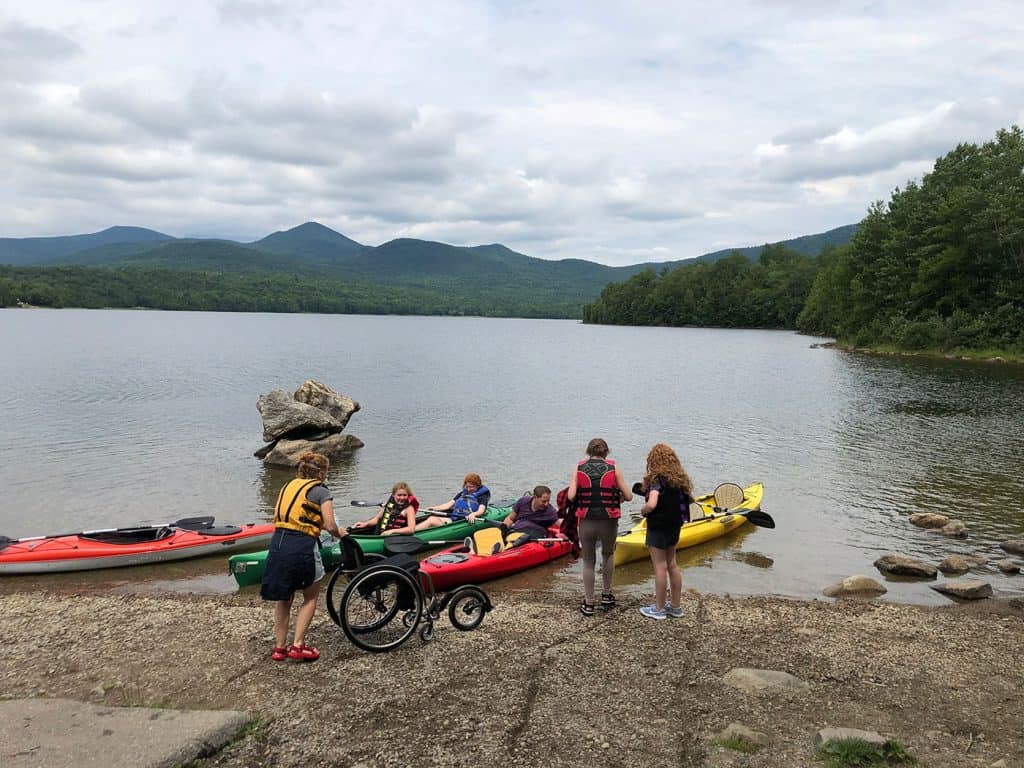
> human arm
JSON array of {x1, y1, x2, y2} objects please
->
[
  {"x1": 615, "y1": 468, "x2": 633, "y2": 503},
  {"x1": 354, "y1": 507, "x2": 383, "y2": 529},
  {"x1": 383, "y1": 499, "x2": 419, "y2": 536},
  {"x1": 466, "y1": 489, "x2": 491, "y2": 523},
  {"x1": 320, "y1": 499, "x2": 346, "y2": 538},
  {"x1": 640, "y1": 490, "x2": 659, "y2": 517},
  {"x1": 427, "y1": 499, "x2": 456, "y2": 514},
  {"x1": 567, "y1": 471, "x2": 578, "y2": 501}
]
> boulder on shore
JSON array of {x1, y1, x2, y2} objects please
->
[
  {"x1": 722, "y1": 668, "x2": 809, "y2": 694},
  {"x1": 930, "y1": 580, "x2": 993, "y2": 600},
  {"x1": 294, "y1": 380, "x2": 360, "y2": 430},
  {"x1": 995, "y1": 559, "x2": 1021, "y2": 574},
  {"x1": 908, "y1": 512, "x2": 949, "y2": 529},
  {"x1": 261, "y1": 434, "x2": 365, "y2": 468},
  {"x1": 873, "y1": 554, "x2": 937, "y2": 579},
  {"x1": 822, "y1": 575, "x2": 887, "y2": 598},
  {"x1": 257, "y1": 389, "x2": 342, "y2": 443},
  {"x1": 1001, "y1": 540, "x2": 1024, "y2": 556},
  {"x1": 814, "y1": 727, "x2": 887, "y2": 748}
]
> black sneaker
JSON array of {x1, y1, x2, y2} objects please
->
[{"x1": 580, "y1": 601, "x2": 595, "y2": 617}]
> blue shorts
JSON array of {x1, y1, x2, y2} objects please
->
[{"x1": 260, "y1": 529, "x2": 322, "y2": 601}]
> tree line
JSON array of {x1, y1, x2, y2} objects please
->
[
  {"x1": 0, "y1": 266, "x2": 582, "y2": 319},
  {"x1": 584, "y1": 127, "x2": 1024, "y2": 355}
]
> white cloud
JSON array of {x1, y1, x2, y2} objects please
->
[{"x1": 1, "y1": 2, "x2": 1023, "y2": 264}]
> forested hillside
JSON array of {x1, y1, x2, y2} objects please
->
[{"x1": 585, "y1": 127, "x2": 1024, "y2": 356}]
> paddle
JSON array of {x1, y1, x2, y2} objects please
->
[
  {"x1": 738, "y1": 508, "x2": 775, "y2": 529},
  {"x1": 0, "y1": 516, "x2": 217, "y2": 551}
]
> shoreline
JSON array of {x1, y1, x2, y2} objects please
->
[{"x1": 2, "y1": 586, "x2": 1021, "y2": 767}]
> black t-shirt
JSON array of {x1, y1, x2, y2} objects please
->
[{"x1": 647, "y1": 477, "x2": 690, "y2": 529}]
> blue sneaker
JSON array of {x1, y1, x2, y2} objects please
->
[
  {"x1": 664, "y1": 605, "x2": 685, "y2": 618},
  {"x1": 639, "y1": 604, "x2": 667, "y2": 620}
]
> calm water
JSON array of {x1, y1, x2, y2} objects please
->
[{"x1": 2, "y1": 309, "x2": 1023, "y2": 605}]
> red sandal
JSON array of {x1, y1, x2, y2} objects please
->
[
  {"x1": 287, "y1": 644, "x2": 320, "y2": 662},
  {"x1": 271, "y1": 646, "x2": 288, "y2": 661}
]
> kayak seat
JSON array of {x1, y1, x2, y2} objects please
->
[
  {"x1": 689, "y1": 502, "x2": 707, "y2": 522},
  {"x1": 504, "y1": 531, "x2": 528, "y2": 549},
  {"x1": 713, "y1": 483, "x2": 745, "y2": 511},
  {"x1": 195, "y1": 525, "x2": 243, "y2": 537},
  {"x1": 468, "y1": 528, "x2": 504, "y2": 557}
]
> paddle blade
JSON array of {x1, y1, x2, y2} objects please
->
[
  {"x1": 382, "y1": 536, "x2": 426, "y2": 554},
  {"x1": 743, "y1": 509, "x2": 775, "y2": 529},
  {"x1": 350, "y1": 500, "x2": 382, "y2": 507},
  {"x1": 173, "y1": 516, "x2": 216, "y2": 531}
]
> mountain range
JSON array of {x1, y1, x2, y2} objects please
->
[{"x1": 0, "y1": 221, "x2": 857, "y2": 316}]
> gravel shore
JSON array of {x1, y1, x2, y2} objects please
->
[{"x1": 1, "y1": 587, "x2": 1021, "y2": 767}]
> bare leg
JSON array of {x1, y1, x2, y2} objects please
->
[
  {"x1": 648, "y1": 547, "x2": 669, "y2": 610},
  {"x1": 667, "y1": 554, "x2": 682, "y2": 608},
  {"x1": 414, "y1": 515, "x2": 449, "y2": 531},
  {"x1": 273, "y1": 596, "x2": 294, "y2": 648},
  {"x1": 292, "y1": 582, "x2": 321, "y2": 647}
]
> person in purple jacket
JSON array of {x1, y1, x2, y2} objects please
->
[{"x1": 502, "y1": 485, "x2": 558, "y2": 542}]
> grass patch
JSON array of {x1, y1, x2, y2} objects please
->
[
  {"x1": 818, "y1": 738, "x2": 916, "y2": 767},
  {"x1": 173, "y1": 715, "x2": 271, "y2": 768},
  {"x1": 717, "y1": 736, "x2": 761, "y2": 754}
]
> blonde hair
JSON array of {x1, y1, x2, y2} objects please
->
[
  {"x1": 296, "y1": 452, "x2": 329, "y2": 480},
  {"x1": 642, "y1": 443, "x2": 692, "y2": 495},
  {"x1": 392, "y1": 481, "x2": 412, "y2": 495}
]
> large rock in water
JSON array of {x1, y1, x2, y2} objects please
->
[
  {"x1": 908, "y1": 512, "x2": 949, "y2": 529},
  {"x1": 1001, "y1": 540, "x2": 1024, "y2": 556},
  {"x1": 930, "y1": 580, "x2": 993, "y2": 600},
  {"x1": 294, "y1": 380, "x2": 360, "y2": 430},
  {"x1": 261, "y1": 434, "x2": 365, "y2": 468},
  {"x1": 873, "y1": 554, "x2": 937, "y2": 578},
  {"x1": 257, "y1": 389, "x2": 342, "y2": 442}
]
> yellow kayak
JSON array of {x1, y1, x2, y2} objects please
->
[{"x1": 613, "y1": 482, "x2": 765, "y2": 567}]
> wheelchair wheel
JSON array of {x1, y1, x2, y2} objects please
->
[
  {"x1": 325, "y1": 553, "x2": 387, "y2": 627},
  {"x1": 447, "y1": 586, "x2": 488, "y2": 632},
  {"x1": 340, "y1": 565, "x2": 423, "y2": 653}
]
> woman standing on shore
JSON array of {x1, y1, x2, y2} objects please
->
[
  {"x1": 638, "y1": 443, "x2": 693, "y2": 620},
  {"x1": 568, "y1": 438, "x2": 632, "y2": 616},
  {"x1": 261, "y1": 451, "x2": 346, "y2": 662}
]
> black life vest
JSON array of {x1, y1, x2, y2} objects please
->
[{"x1": 377, "y1": 495, "x2": 417, "y2": 534}]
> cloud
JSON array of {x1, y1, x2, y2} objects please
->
[
  {"x1": 1, "y1": 2, "x2": 1023, "y2": 265},
  {"x1": 0, "y1": 19, "x2": 80, "y2": 80}
]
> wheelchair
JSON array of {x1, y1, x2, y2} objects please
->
[{"x1": 325, "y1": 536, "x2": 493, "y2": 653}]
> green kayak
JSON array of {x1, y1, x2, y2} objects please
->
[{"x1": 228, "y1": 506, "x2": 510, "y2": 587}]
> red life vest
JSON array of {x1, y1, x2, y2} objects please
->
[{"x1": 575, "y1": 458, "x2": 621, "y2": 520}]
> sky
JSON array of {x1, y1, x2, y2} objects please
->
[{"x1": 2, "y1": 1, "x2": 1022, "y2": 265}]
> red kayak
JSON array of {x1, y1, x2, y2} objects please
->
[
  {"x1": 0, "y1": 517, "x2": 275, "y2": 574},
  {"x1": 418, "y1": 526, "x2": 572, "y2": 591}
]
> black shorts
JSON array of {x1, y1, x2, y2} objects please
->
[
  {"x1": 260, "y1": 529, "x2": 319, "y2": 601},
  {"x1": 645, "y1": 525, "x2": 681, "y2": 551}
]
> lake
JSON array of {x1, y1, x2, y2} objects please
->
[{"x1": 1, "y1": 309, "x2": 1022, "y2": 604}]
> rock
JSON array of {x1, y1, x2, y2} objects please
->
[
  {"x1": 908, "y1": 512, "x2": 950, "y2": 529},
  {"x1": 873, "y1": 554, "x2": 938, "y2": 579},
  {"x1": 989, "y1": 759, "x2": 1008, "y2": 768},
  {"x1": 995, "y1": 559, "x2": 1021, "y2": 574},
  {"x1": 257, "y1": 389, "x2": 342, "y2": 442},
  {"x1": 716, "y1": 722, "x2": 769, "y2": 747},
  {"x1": 930, "y1": 580, "x2": 993, "y2": 600},
  {"x1": 294, "y1": 380, "x2": 360, "y2": 431},
  {"x1": 722, "y1": 668, "x2": 809, "y2": 694},
  {"x1": 261, "y1": 433, "x2": 364, "y2": 467},
  {"x1": 962, "y1": 553, "x2": 989, "y2": 567},
  {"x1": 814, "y1": 727, "x2": 888, "y2": 748},
  {"x1": 940, "y1": 520, "x2": 968, "y2": 539},
  {"x1": 1001, "y1": 540, "x2": 1024, "y2": 556},
  {"x1": 939, "y1": 555, "x2": 972, "y2": 575},
  {"x1": 823, "y1": 575, "x2": 887, "y2": 598}
]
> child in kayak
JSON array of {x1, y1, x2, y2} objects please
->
[
  {"x1": 261, "y1": 451, "x2": 346, "y2": 662},
  {"x1": 353, "y1": 482, "x2": 420, "y2": 536},
  {"x1": 638, "y1": 443, "x2": 694, "y2": 620},
  {"x1": 502, "y1": 485, "x2": 558, "y2": 542},
  {"x1": 416, "y1": 473, "x2": 491, "y2": 530}
]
